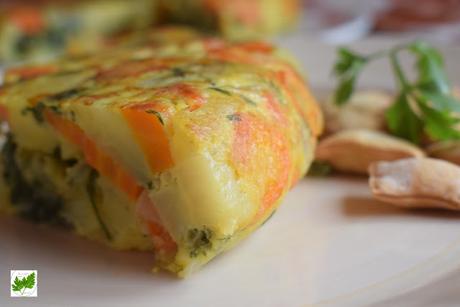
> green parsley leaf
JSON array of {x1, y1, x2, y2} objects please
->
[
  {"x1": 333, "y1": 48, "x2": 366, "y2": 105},
  {"x1": 419, "y1": 90, "x2": 460, "y2": 113},
  {"x1": 385, "y1": 94, "x2": 424, "y2": 144},
  {"x1": 335, "y1": 74, "x2": 357, "y2": 106},
  {"x1": 410, "y1": 41, "x2": 450, "y2": 94},
  {"x1": 333, "y1": 40, "x2": 460, "y2": 144},
  {"x1": 418, "y1": 100, "x2": 460, "y2": 141},
  {"x1": 333, "y1": 48, "x2": 365, "y2": 75}
]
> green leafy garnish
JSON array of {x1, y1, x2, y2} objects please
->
[
  {"x1": 333, "y1": 41, "x2": 460, "y2": 144},
  {"x1": 333, "y1": 48, "x2": 366, "y2": 105},
  {"x1": 12, "y1": 272, "x2": 35, "y2": 295}
]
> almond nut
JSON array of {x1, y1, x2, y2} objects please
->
[
  {"x1": 320, "y1": 90, "x2": 393, "y2": 135},
  {"x1": 316, "y1": 129, "x2": 425, "y2": 174},
  {"x1": 369, "y1": 157, "x2": 460, "y2": 210}
]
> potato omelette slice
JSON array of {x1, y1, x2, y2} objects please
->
[{"x1": 0, "y1": 28, "x2": 322, "y2": 276}]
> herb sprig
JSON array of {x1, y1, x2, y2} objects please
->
[{"x1": 333, "y1": 41, "x2": 460, "y2": 144}]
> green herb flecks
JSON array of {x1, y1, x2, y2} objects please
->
[
  {"x1": 86, "y1": 169, "x2": 112, "y2": 241},
  {"x1": 46, "y1": 28, "x2": 66, "y2": 49},
  {"x1": 209, "y1": 87, "x2": 232, "y2": 96},
  {"x1": 147, "y1": 181, "x2": 154, "y2": 190},
  {"x1": 48, "y1": 88, "x2": 82, "y2": 101},
  {"x1": 21, "y1": 88, "x2": 82, "y2": 124},
  {"x1": 2, "y1": 135, "x2": 66, "y2": 225},
  {"x1": 146, "y1": 110, "x2": 164, "y2": 125},
  {"x1": 15, "y1": 35, "x2": 36, "y2": 56},
  {"x1": 172, "y1": 67, "x2": 186, "y2": 77},
  {"x1": 333, "y1": 41, "x2": 460, "y2": 144},
  {"x1": 188, "y1": 227, "x2": 213, "y2": 258},
  {"x1": 226, "y1": 113, "x2": 241, "y2": 121},
  {"x1": 268, "y1": 80, "x2": 285, "y2": 104},
  {"x1": 307, "y1": 161, "x2": 333, "y2": 177},
  {"x1": 22, "y1": 101, "x2": 46, "y2": 123},
  {"x1": 69, "y1": 110, "x2": 77, "y2": 122},
  {"x1": 52, "y1": 146, "x2": 78, "y2": 167},
  {"x1": 11, "y1": 272, "x2": 35, "y2": 295},
  {"x1": 240, "y1": 94, "x2": 257, "y2": 105}
]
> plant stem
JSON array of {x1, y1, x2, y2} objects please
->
[
  {"x1": 390, "y1": 52, "x2": 410, "y2": 91},
  {"x1": 365, "y1": 44, "x2": 408, "y2": 61}
]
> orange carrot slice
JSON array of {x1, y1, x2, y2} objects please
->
[
  {"x1": 45, "y1": 110, "x2": 176, "y2": 252},
  {"x1": 122, "y1": 107, "x2": 174, "y2": 173},
  {"x1": 147, "y1": 222, "x2": 178, "y2": 254},
  {"x1": 45, "y1": 110, "x2": 142, "y2": 200},
  {"x1": 137, "y1": 191, "x2": 177, "y2": 254}
]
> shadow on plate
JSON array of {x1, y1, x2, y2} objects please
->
[
  {"x1": 341, "y1": 196, "x2": 460, "y2": 220},
  {"x1": 0, "y1": 214, "x2": 178, "y2": 280}
]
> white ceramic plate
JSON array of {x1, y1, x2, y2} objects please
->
[{"x1": 2, "y1": 37, "x2": 460, "y2": 307}]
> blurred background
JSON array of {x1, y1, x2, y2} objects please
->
[
  {"x1": 2, "y1": 0, "x2": 460, "y2": 65},
  {"x1": 301, "y1": 0, "x2": 460, "y2": 45}
]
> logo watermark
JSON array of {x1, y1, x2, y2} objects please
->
[{"x1": 10, "y1": 270, "x2": 37, "y2": 297}]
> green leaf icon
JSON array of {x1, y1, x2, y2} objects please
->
[{"x1": 12, "y1": 272, "x2": 36, "y2": 295}]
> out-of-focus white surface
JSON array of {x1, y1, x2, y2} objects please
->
[
  {"x1": 2, "y1": 37, "x2": 460, "y2": 307},
  {"x1": 298, "y1": 0, "x2": 386, "y2": 44}
]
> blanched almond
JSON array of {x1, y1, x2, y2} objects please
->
[
  {"x1": 320, "y1": 90, "x2": 393, "y2": 135},
  {"x1": 316, "y1": 129, "x2": 425, "y2": 174},
  {"x1": 426, "y1": 141, "x2": 460, "y2": 165},
  {"x1": 369, "y1": 158, "x2": 460, "y2": 210}
]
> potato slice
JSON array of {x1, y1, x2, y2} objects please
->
[
  {"x1": 320, "y1": 90, "x2": 393, "y2": 135},
  {"x1": 369, "y1": 158, "x2": 460, "y2": 210},
  {"x1": 316, "y1": 129, "x2": 425, "y2": 174}
]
